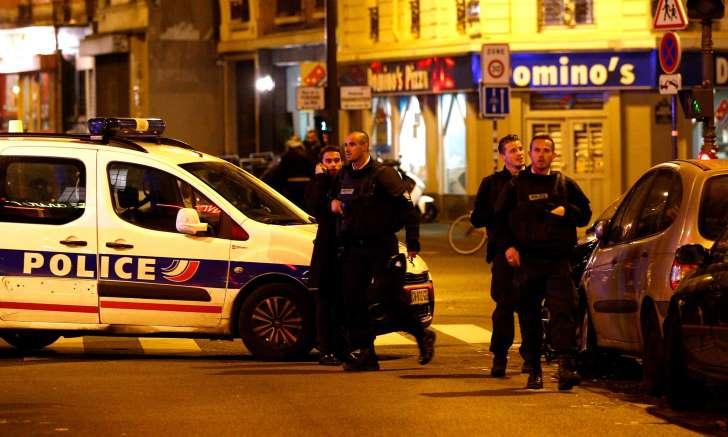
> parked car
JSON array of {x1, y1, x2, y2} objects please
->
[
  {"x1": 663, "y1": 229, "x2": 728, "y2": 408},
  {"x1": 579, "y1": 159, "x2": 728, "y2": 391}
]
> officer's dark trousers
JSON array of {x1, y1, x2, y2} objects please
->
[
  {"x1": 341, "y1": 234, "x2": 424, "y2": 352},
  {"x1": 489, "y1": 253, "x2": 527, "y2": 359},
  {"x1": 516, "y1": 256, "x2": 578, "y2": 368},
  {"x1": 315, "y1": 268, "x2": 344, "y2": 356}
]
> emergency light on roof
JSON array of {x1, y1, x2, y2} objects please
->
[{"x1": 88, "y1": 117, "x2": 165, "y2": 139}]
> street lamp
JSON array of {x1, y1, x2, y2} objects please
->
[{"x1": 255, "y1": 75, "x2": 275, "y2": 93}]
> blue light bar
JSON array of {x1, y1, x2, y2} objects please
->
[{"x1": 88, "y1": 118, "x2": 166, "y2": 138}]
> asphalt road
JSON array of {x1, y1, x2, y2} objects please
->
[{"x1": 0, "y1": 224, "x2": 726, "y2": 436}]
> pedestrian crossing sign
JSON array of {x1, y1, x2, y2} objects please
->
[{"x1": 653, "y1": 0, "x2": 688, "y2": 30}]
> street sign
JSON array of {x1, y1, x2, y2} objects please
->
[
  {"x1": 659, "y1": 73, "x2": 682, "y2": 94},
  {"x1": 340, "y1": 86, "x2": 372, "y2": 110},
  {"x1": 653, "y1": 0, "x2": 688, "y2": 30},
  {"x1": 481, "y1": 44, "x2": 510, "y2": 85},
  {"x1": 296, "y1": 86, "x2": 325, "y2": 110},
  {"x1": 659, "y1": 31, "x2": 682, "y2": 74},
  {"x1": 479, "y1": 85, "x2": 510, "y2": 118}
]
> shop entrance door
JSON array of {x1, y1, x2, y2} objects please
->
[{"x1": 527, "y1": 119, "x2": 608, "y2": 218}]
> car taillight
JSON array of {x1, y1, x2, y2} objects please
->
[{"x1": 670, "y1": 257, "x2": 699, "y2": 290}]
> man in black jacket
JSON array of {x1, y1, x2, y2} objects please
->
[
  {"x1": 471, "y1": 134, "x2": 525, "y2": 378},
  {"x1": 496, "y1": 134, "x2": 591, "y2": 391},
  {"x1": 331, "y1": 130, "x2": 435, "y2": 371},
  {"x1": 305, "y1": 145, "x2": 344, "y2": 365}
]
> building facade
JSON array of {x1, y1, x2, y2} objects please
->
[
  {"x1": 80, "y1": 0, "x2": 224, "y2": 154},
  {"x1": 337, "y1": 0, "x2": 728, "y2": 219},
  {"x1": 217, "y1": 0, "x2": 327, "y2": 158}
]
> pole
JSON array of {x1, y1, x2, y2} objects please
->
[
  {"x1": 325, "y1": 0, "x2": 339, "y2": 146},
  {"x1": 492, "y1": 119, "x2": 498, "y2": 173},
  {"x1": 701, "y1": 18, "x2": 716, "y2": 154},
  {"x1": 671, "y1": 95, "x2": 678, "y2": 159}
]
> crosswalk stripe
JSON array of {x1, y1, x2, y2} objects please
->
[
  {"x1": 138, "y1": 338, "x2": 202, "y2": 354},
  {"x1": 374, "y1": 332, "x2": 416, "y2": 346},
  {"x1": 432, "y1": 324, "x2": 491, "y2": 344}
]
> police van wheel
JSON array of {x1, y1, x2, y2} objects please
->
[
  {"x1": 1, "y1": 333, "x2": 60, "y2": 351},
  {"x1": 239, "y1": 283, "x2": 314, "y2": 360}
]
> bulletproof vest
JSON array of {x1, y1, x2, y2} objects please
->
[
  {"x1": 510, "y1": 172, "x2": 576, "y2": 253},
  {"x1": 338, "y1": 163, "x2": 405, "y2": 239}
]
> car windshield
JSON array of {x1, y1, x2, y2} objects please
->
[{"x1": 180, "y1": 161, "x2": 312, "y2": 226}]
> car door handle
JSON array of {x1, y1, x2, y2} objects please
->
[
  {"x1": 60, "y1": 239, "x2": 87, "y2": 247},
  {"x1": 106, "y1": 241, "x2": 134, "y2": 249}
]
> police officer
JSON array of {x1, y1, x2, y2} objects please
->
[
  {"x1": 470, "y1": 134, "x2": 527, "y2": 377},
  {"x1": 496, "y1": 134, "x2": 591, "y2": 390},
  {"x1": 305, "y1": 145, "x2": 345, "y2": 365},
  {"x1": 331, "y1": 131, "x2": 435, "y2": 371}
]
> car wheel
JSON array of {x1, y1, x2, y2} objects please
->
[
  {"x1": 238, "y1": 283, "x2": 314, "y2": 360},
  {"x1": 664, "y1": 305, "x2": 700, "y2": 409},
  {"x1": 1, "y1": 333, "x2": 60, "y2": 351},
  {"x1": 575, "y1": 297, "x2": 598, "y2": 375},
  {"x1": 641, "y1": 306, "x2": 665, "y2": 396}
]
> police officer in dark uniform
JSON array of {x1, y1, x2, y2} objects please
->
[
  {"x1": 305, "y1": 145, "x2": 345, "y2": 365},
  {"x1": 471, "y1": 134, "x2": 527, "y2": 377},
  {"x1": 331, "y1": 130, "x2": 435, "y2": 371},
  {"x1": 496, "y1": 134, "x2": 591, "y2": 390}
]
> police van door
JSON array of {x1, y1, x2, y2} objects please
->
[
  {"x1": 0, "y1": 149, "x2": 99, "y2": 323},
  {"x1": 96, "y1": 153, "x2": 230, "y2": 327}
]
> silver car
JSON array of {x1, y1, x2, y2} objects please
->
[{"x1": 581, "y1": 159, "x2": 728, "y2": 391}]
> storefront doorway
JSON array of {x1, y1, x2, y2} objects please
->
[
  {"x1": 526, "y1": 118, "x2": 609, "y2": 217},
  {"x1": 398, "y1": 96, "x2": 427, "y2": 183}
]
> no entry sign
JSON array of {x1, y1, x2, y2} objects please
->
[{"x1": 659, "y1": 31, "x2": 681, "y2": 74}]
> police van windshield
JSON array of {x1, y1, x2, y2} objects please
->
[{"x1": 181, "y1": 161, "x2": 312, "y2": 225}]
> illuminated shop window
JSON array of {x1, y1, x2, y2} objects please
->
[
  {"x1": 531, "y1": 122, "x2": 565, "y2": 172},
  {"x1": 399, "y1": 96, "x2": 427, "y2": 184},
  {"x1": 541, "y1": 0, "x2": 593, "y2": 27},
  {"x1": 573, "y1": 122, "x2": 604, "y2": 174},
  {"x1": 440, "y1": 94, "x2": 467, "y2": 194},
  {"x1": 371, "y1": 97, "x2": 392, "y2": 158}
]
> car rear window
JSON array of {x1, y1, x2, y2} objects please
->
[{"x1": 699, "y1": 175, "x2": 728, "y2": 240}]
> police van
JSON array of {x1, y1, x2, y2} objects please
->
[{"x1": 0, "y1": 118, "x2": 434, "y2": 359}]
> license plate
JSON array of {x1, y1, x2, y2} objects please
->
[{"x1": 409, "y1": 288, "x2": 430, "y2": 305}]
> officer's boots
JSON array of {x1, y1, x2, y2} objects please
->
[
  {"x1": 342, "y1": 348, "x2": 380, "y2": 371},
  {"x1": 525, "y1": 363, "x2": 544, "y2": 390},
  {"x1": 557, "y1": 357, "x2": 581, "y2": 391},
  {"x1": 490, "y1": 354, "x2": 507, "y2": 378},
  {"x1": 417, "y1": 329, "x2": 436, "y2": 365}
]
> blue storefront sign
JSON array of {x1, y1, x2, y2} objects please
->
[{"x1": 474, "y1": 51, "x2": 658, "y2": 90}]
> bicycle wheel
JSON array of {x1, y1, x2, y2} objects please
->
[{"x1": 448, "y1": 214, "x2": 487, "y2": 255}]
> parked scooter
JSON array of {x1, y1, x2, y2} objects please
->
[{"x1": 379, "y1": 158, "x2": 438, "y2": 222}]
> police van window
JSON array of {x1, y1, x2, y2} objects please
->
[
  {"x1": 0, "y1": 157, "x2": 85, "y2": 225},
  {"x1": 108, "y1": 163, "x2": 225, "y2": 234},
  {"x1": 181, "y1": 161, "x2": 312, "y2": 225}
]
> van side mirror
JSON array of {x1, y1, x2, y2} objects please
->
[
  {"x1": 675, "y1": 244, "x2": 709, "y2": 265},
  {"x1": 176, "y1": 208, "x2": 209, "y2": 235}
]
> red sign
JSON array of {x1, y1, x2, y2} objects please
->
[
  {"x1": 653, "y1": 0, "x2": 688, "y2": 30},
  {"x1": 659, "y1": 32, "x2": 681, "y2": 74}
]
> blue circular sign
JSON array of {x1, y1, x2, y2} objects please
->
[{"x1": 659, "y1": 31, "x2": 681, "y2": 74}]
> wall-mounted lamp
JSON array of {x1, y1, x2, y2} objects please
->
[{"x1": 255, "y1": 75, "x2": 275, "y2": 92}]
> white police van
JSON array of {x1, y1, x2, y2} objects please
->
[{"x1": 0, "y1": 118, "x2": 434, "y2": 359}]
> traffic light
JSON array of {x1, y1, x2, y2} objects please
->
[
  {"x1": 678, "y1": 86, "x2": 714, "y2": 119},
  {"x1": 687, "y1": 0, "x2": 725, "y2": 20}
]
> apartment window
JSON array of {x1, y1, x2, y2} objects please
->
[
  {"x1": 369, "y1": 6, "x2": 379, "y2": 41},
  {"x1": 410, "y1": 0, "x2": 420, "y2": 38},
  {"x1": 230, "y1": 0, "x2": 250, "y2": 23},
  {"x1": 541, "y1": 0, "x2": 593, "y2": 27},
  {"x1": 456, "y1": 0, "x2": 479, "y2": 33},
  {"x1": 314, "y1": 0, "x2": 324, "y2": 10},
  {"x1": 456, "y1": 0, "x2": 466, "y2": 33},
  {"x1": 276, "y1": 0, "x2": 302, "y2": 17}
]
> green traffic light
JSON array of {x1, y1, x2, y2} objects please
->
[{"x1": 692, "y1": 98, "x2": 703, "y2": 114}]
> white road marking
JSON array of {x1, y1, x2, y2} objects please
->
[
  {"x1": 138, "y1": 338, "x2": 202, "y2": 354},
  {"x1": 432, "y1": 324, "x2": 491, "y2": 344},
  {"x1": 374, "y1": 332, "x2": 416, "y2": 346}
]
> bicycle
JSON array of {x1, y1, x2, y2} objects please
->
[{"x1": 447, "y1": 211, "x2": 487, "y2": 255}]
